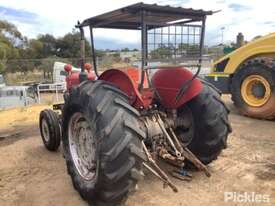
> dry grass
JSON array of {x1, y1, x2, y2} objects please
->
[
  {"x1": 0, "y1": 104, "x2": 51, "y2": 131},
  {"x1": 5, "y1": 70, "x2": 50, "y2": 85},
  {"x1": 4, "y1": 61, "x2": 130, "y2": 85},
  {"x1": 39, "y1": 93, "x2": 64, "y2": 105}
]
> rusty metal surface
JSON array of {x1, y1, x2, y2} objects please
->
[
  {"x1": 142, "y1": 141, "x2": 178, "y2": 192},
  {"x1": 79, "y1": 2, "x2": 212, "y2": 29},
  {"x1": 141, "y1": 111, "x2": 211, "y2": 192},
  {"x1": 167, "y1": 122, "x2": 211, "y2": 177},
  {"x1": 158, "y1": 147, "x2": 185, "y2": 168}
]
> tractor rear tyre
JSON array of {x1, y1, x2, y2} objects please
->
[
  {"x1": 177, "y1": 82, "x2": 232, "y2": 165},
  {"x1": 231, "y1": 58, "x2": 275, "y2": 119},
  {"x1": 62, "y1": 80, "x2": 145, "y2": 206},
  {"x1": 39, "y1": 109, "x2": 61, "y2": 151}
]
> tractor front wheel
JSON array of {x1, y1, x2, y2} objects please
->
[
  {"x1": 177, "y1": 82, "x2": 232, "y2": 165},
  {"x1": 62, "y1": 81, "x2": 145, "y2": 206},
  {"x1": 39, "y1": 109, "x2": 61, "y2": 151}
]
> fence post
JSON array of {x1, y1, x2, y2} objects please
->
[
  {"x1": 37, "y1": 85, "x2": 41, "y2": 104},
  {"x1": 56, "y1": 84, "x2": 59, "y2": 102}
]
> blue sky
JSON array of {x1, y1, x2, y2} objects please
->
[{"x1": 0, "y1": 0, "x2": 275, "y2": 49}]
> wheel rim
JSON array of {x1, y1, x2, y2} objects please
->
[
  {"x1": 68, "y1": 112, "x2": 97, "y2": 181},
  {"x1": 41, "y1": 119, "x2": 50, "y2": 142},
  {"x1": 175, "y1": 106, "x2": 194, "y2": 146},
  {"x1": 241, "y1": 75, "x2": 271, "y2": 107}
]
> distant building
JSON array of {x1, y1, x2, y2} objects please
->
[
  {"x1": 106, "y1": 51, "x2": 140, "y2": 62},
  {"x1": 120, "y1": 51, "x2": 140, "y2": 61}
]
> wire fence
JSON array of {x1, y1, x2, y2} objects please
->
[
  {"x1": 148, "y1": 25, "x2": 202, "y2": 62},
  {"x1": 37, "y1": 82, "x2": 66, "y2": 104}
]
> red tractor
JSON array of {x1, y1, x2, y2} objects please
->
[{"x1": 39, "y1": 3, "x2": 231, "y2": 206}]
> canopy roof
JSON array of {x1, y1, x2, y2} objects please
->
[{"x1": 79, "y1": 2, "x2": 212, "y2": 30}]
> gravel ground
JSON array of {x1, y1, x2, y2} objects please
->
[{"x1": 0, "y1": 96, "x2": 274, "y2": 206}]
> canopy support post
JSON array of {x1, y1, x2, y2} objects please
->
[{"x1": 89, "y1": 26, "x2": 99, "y2": 77}]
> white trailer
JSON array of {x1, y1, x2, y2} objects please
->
[{"x1": 52, "y1": 62, "x2": 81, "y2": 83}]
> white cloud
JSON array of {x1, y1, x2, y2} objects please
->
[
  {"x1": 0, "y1": 0, "x2": 275, "y2": 46},
  {"x1": 187, "y1": 0, "x2": 275, "y2": 44}
]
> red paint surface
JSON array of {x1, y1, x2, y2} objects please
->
[
  {"x1": 66, "y1": 72, "x2": 95, "y2": 91},
  {"x1": 99, "y1": 68, "x2": 153, "y2": 109},
  {"x1": 66, "y1": 66, "x2": 201, "y2": 110},
  {"x1": 152, "y1": 67, "x2": 202, "y2": 109},
  {"x1": 84, "y1": 63, "x2": 92, "y2": 72},
  {"x1": 64, "y1": 64, "x2": 72, "y2": 73}
]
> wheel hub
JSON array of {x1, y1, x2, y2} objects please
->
[
  {"x1": 68, "y1": 112, "x2": 97, "y2": 181},
  {"x1": 41, "y1": 119, "x2": 50, "y2": 142},
  {"x1": 241, "y1": 75, "x2": 271, "y2": 107},
  {"x1": 174, "y1": 106, "x2": 194, "y2": 146},
  {"x1": 251, "y1": 82, "x2": 266, "y2": 98}
]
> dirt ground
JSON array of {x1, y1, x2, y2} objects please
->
[{"x1": 0, "y1": 96, "x2": 274, "y2": 206}]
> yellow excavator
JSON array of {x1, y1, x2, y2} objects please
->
[{"x1": 206, "y1": 33, "x2": 275, "y2": 119}]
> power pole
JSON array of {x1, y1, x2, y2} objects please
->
[{"x1": 221, "y1": 27, "x2": 225, "y2": 44}]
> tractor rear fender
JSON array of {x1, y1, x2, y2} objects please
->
[
  {"x1": 152, "y1": 67, "x2": 202, "y2": 109},
  {"x1": 98, "y1": 68, "x2": 153, "y2": 109}
]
